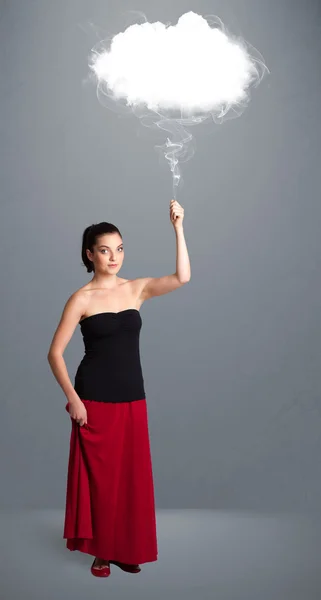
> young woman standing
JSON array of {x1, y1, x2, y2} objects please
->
[{"x1": 47, "y1": 199, "x2": 190, "y2": 577}]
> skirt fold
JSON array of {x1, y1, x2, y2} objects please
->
[{"x1": 63, "y1": 398, "x2": 158, "y2": 564}]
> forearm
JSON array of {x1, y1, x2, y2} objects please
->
[
  {"x1": 175, "y1": 226, "x2": 191, "y2": 282},
  {"x1": 47, "y1": 353, "x2": 80, "y2": 404}
]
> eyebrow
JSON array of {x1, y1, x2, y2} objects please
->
[{"x1": 98, "y1": 244, "x2": 123, "y2": 248}]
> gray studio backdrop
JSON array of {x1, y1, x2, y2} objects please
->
[{"x1": 1, "y1": 0, "x2": 321, "y2": 512}]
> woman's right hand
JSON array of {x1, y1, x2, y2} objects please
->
[{"x1": 67, "y1": 399, "x2": 88, "y2": 426}]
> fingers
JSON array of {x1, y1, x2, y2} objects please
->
[
  {"x1": 170, "y1": 200, "x2": 184, "y2": 217},
  {"x1": 74, "y1": 417, "x2": 87, "y2": 426}
]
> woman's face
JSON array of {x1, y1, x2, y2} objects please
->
[{"x1": 87, "y1": 233, "x2": 124, "y2": 273}]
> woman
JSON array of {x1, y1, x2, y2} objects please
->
[{"x1": 47, "y1": 199, "x2": 190, "y2": 577}]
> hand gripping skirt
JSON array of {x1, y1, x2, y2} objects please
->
[{"x1": 63, "y1": 398, "x2": 158, "y2": 564}]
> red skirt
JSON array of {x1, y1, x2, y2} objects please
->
[{"x1": 63, "y1": 398, "x2": 158, "y2": 564}]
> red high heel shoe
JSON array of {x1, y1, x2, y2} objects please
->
[
  {"x1": 109, "y1": 560, "x2": 141, "y2": 573},
  {"x1": 90, "y1": 558, "x2": 111, "y2": 577}
]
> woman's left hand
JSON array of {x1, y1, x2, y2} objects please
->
[{"x1": 170, "y1": 199, "x2": 184, "y2": 229}]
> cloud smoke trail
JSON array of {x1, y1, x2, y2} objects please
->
[{"x1": 89, "y1": 11, "x2": 269, "y2": 197}]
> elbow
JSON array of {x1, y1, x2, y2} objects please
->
[{"x1": 47, "y1": 351, "x2": 62, "y2": 362}]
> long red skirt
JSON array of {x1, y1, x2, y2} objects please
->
[{"x1": 63, "y1": 398, "x2": 158, "y2": 564}]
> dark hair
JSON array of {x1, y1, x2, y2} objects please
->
[{"x1": 81, "y1": 222, "x2": 122, "y2": 273}]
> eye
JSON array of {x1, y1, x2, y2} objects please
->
[{"x1": 100, "y1": 248, "x2": 123, "y2": 253}]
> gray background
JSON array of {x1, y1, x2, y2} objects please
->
[{"x1": 1, "y1": 0, "x2": 321, "y2": 513}]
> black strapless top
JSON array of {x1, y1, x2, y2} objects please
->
[{"x1": 74, "y1": 308, "x2": 146, "y2": 403}]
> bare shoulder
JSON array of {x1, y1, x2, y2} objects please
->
[
  {"x1": 130, "y1": 276, "x2": 153, "y2": 301},
  {"x1": 68, "y1": 286, "x2": 93, "y2": 310}
]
